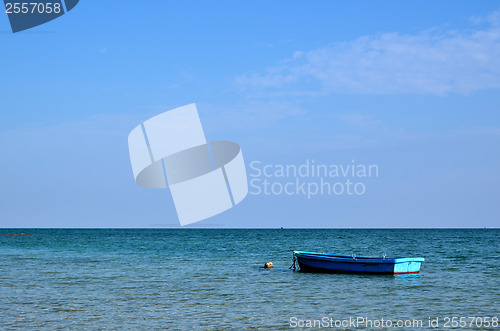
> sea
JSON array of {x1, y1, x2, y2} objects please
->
[{"x1": 1, "y1": 229, "x2": 498, "y2": 330}]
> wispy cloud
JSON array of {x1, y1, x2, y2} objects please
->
[
  {"x1": 457, "y1": 126, "x2": 500, "y2": 136},
  {"x1": 333, "y1": 113, "x2": 383, "y2": 128},
  {"x1": 236, "y1": 10, "x2": 500, "y2": 96},
  {"x1": 200, "y1": 101, "x2": 307, "y2": 134}
]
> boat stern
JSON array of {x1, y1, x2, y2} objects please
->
[{"x1": 393, "y1": 258, "x2": 425, "y2": 274}]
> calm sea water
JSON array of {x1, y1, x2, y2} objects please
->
[{"x1": 0, "y1": 229, "x2": 498, "y2": 330}]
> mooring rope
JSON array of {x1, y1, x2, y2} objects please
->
[{"x1": 289, "y1": 254, "x2": 297, "y2": 270}]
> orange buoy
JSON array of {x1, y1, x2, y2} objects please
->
[{"x1": 264, "y1": 262, "x2": 273, "y2": 268}]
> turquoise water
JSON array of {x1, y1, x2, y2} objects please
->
[{"x1": 1, "y1": 229, "x2": 498, "y2": 330}]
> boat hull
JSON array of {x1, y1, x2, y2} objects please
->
[{"x1": 294, "y1": 251, "x2": 423, "y2": 275}]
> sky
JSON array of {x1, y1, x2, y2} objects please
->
[{"x1": 1, "y1": 1, "x2": 499, "y2": 228}]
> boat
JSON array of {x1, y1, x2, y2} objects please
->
[{"x1": 293, "y1": 251, "x2": 424, "y2": 274}]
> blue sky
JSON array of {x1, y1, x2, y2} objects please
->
[{"x1": 1, "y1": 1, "x2": 499, "y2": 228}]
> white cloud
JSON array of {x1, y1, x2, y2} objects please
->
[
  {"x1": 458, "y1": 126, "x2": 500, "y2": 136},
  {"x1": 333, "y1": 113, "x2": 382, "y2": 128},
  {"x1": 200, "y1": 101, "x2": 307, "y2": 133},
  {"x1": 236, "y1": 10, "x2": 500, "y2": 96}
]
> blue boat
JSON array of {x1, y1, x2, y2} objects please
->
[{"x1": 293, "y1": 251, "x2": 424, "y2": 274}]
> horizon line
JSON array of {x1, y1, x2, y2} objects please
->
[{"x1": 1, "y1": 227, "x2": 498, "y2": 230}]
